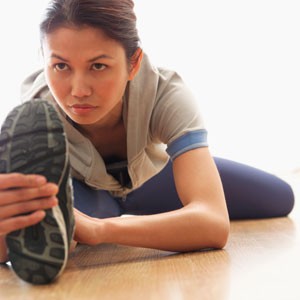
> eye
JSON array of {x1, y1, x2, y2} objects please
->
[
  {"x1": 92, "y1": 63, "x2": 106, "y2": 71},
  {"x1": 54, "y1": 63, "x2": 69, "y2": 71}
]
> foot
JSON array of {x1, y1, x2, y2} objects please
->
[{"x1": 0, "y1": 99, "x2": 75, "y2": 284}]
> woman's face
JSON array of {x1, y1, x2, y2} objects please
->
[{"x1": 42, "y1": 26, "x2": 135, "y2": 128}]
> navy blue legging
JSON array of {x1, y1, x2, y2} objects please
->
[{"x1": 73, "y1": 157, "x2": 295, "y2": 220}]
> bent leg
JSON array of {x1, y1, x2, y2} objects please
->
[
  {"x1": 122, "y1": 158, "x2": 295, "y2": 220},
  {"x1": 72, "y1": 158, "x2": 295, "y2": 220},
  {"x1": 120, "y1": 161, "x2": 182, "y2": 215},
  {"x1": 72, "y1": 178, "x2": 122, "y2": 218},
  {"x1": 214, "y1": 157, "x2": 295, "y2": 219}
]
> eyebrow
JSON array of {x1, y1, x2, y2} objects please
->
[
  {"x1": 88, "y1": 54, "x2": 114, "y2": 62},
  {"x1": 50, "y1": 53, "x2": 114, "y2": 62}
]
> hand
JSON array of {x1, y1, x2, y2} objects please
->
[
  {"x1": 0, "y1": 173, "x2": 59, "y2": 237},
  {"x1": 73, "y1": 208, "x2": 104, "y2": 245}
]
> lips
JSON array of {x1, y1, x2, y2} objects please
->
[
  {"x1": 71, "y1": 104, "x2": 96, "y2": 109},
  {"x1": 69, "y1": 104, "x2": 97, "y2": 115}
]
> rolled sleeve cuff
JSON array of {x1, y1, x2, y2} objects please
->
[{"x1": 166, "y1": 129, "x2": 208, "y2": 161}]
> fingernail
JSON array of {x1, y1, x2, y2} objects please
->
[
  {"x1": 47, "y1": 184, "x2": 59, "y2": 193},
  {"x1": 37, "y1": 210, "x2": 46, "y2": 219},
  {"x1": 52, "y1": 197, "x2": 59, "y2": 205},
  {"x1": 35, "y1": 176, "x2": 46, "y2": 185}
]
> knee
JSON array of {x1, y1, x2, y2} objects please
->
[{"x1": 278, "y1": 179, "x2": 295, "y2": 216}]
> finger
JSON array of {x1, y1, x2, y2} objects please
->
[
  {"x1": 0, "y1": 173, "x2": 47, "y2": 190},
  {"x1": 0, "y1": 196, "x2": 58, "y2": 219},
  {"x1": 0, "y1": 210, "x2": 46, "y2": 236},
  {"x1": 69, "y1": 240, "x2": 78, "y2": 253},
  {"x1": 0, "y1": 183, "x2": 59, "y2": 206}
]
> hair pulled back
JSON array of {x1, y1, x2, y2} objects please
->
[{"x1": 40, "y1": 0, "x2": 141, "y2": 61}]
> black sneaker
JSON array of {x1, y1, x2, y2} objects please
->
[{"x1": 0, "y1": 99, "x2": 75, "y2": 285}]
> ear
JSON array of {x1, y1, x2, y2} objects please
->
[{"x1": 128, "y1": 48, "x2": 144, "y2": 81}]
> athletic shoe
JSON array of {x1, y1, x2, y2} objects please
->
[{"x1": 0, "y1": 99, "x2": 75, "y2": 284}]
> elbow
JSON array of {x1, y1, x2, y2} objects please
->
[
  {"x1": 205, "y1": 204, "x2": 230, "y2": 249},
  {"x1": 195, "y1": 207, "x2": 230, "y2": 250},
  {"x1": 184, "y1": 203, "x2": 230, "y2": 251},
  {"x1": 188, "y1": 216, "x2": 230, "y2": 252},
  {"x1": 189, "y1": 206, "x2": 230, "y2": 250},
  {"x1": 212, "y1": 217, "x2": 230, "y2": 249}
]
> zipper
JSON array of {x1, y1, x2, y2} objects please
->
[{"x1": 122, "y1": 195, "x2": 127, "y2": 202}]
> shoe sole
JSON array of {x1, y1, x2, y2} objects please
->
[{"x1": 0, "y1": 100, "x2": 69, "y2": 284}]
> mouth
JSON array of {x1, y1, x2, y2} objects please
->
[{"x1": 69, "y1": 104, "x2": 98, "y2": 115}]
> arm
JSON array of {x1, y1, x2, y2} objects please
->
[{"x1": 74, "y1": 147, "x2": 230, "y2": 252}]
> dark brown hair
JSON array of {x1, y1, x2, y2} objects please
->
[{"x1": 40, "y1": 0, "x2": 141, "y2": 61}]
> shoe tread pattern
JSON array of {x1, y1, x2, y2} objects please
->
[{"x1": 0, "y1": 100, "x2": 70, "y2": 284}]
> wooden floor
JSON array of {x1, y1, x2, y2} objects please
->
[{"x1": 0, "y1": 171, "x2": 299, "y2": 300}]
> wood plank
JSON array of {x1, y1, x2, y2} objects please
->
[{"x1": 0, "y1": 172, "x2": 299, "y2": 300}]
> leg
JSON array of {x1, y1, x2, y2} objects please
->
[
  {"x1": 120, "y1": 158, "x2": 294, "y2": 220},
  {"x1": 72, "y1": 158, "x2": 295, "y2": 220},
  {"x1": 0, "y1": 100, "x2": 74, "y2": 284},
  {"x1": 72, "y1": 178, "x2": 122, "y2": 218},
  {"x1": 214, "y1": 157, "x2": 295, "y2": 219},
  {"x1": 118, "y1": 160, "x2": 182, "y2": 215}
]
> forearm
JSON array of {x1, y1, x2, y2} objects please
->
[
  {"x1": 0, "y1": 236, "x2": 8, "y2": 263},
  {"x1": 100, "y1": 203, "x2": 229, "y2": 252}
]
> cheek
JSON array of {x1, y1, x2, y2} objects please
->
[
  {"x1": 98, "y1": 73, "x2": 128, "y2": 100},
  {"x1": 98, "y1": 79, "x2": 116, "y2": 96},
  {"x1": 45, "y1": 72, "x2": 67, "y2": 99}
]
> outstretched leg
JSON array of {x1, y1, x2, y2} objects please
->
[{"x1": 214, "y1": 157, "x2": 295, "y2": 219}]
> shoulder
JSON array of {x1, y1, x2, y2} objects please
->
[
  {"x1": 129, "y1": 52, "x2": 194, "y2": 111},
  {"x1": 20, "y1": 69, "x2": 51, "y2": 102},
  {"x1": 137, "y1": 52, "x2": 185, "y2": 92}
]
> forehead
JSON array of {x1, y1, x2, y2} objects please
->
[{"x1": 42, "y1": 25, "x2": 125, "y2": 58}]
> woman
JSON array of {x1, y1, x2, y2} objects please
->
[{"x1": 0, "y1": 0, "x2": 294, "y2": 284}]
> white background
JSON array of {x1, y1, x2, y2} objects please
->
[{"x1": 1, "y1": 1, "x2": 299, "y2": 173}]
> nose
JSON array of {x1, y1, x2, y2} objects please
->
[{"x1": 71, "y1": 73, "x2": 92, "y2": 98}]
